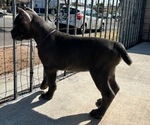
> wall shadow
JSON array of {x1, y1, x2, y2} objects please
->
[
  {"x1": 127, "y1": 42, "x2": 150, "y2": 55},
  {"x1": 0, "y1": 91, "x2": 100, "y2": 125}
]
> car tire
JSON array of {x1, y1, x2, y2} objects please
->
[
  {"x1": 80, "y1": 24, "x2": 87, "y2": 34},
  {"x1": 99, "y1": 23, "x2": 105, "y2": 31}
]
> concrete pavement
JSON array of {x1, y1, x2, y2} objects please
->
[{"x1": 0, "y1": 42, "x2": 150, "y2": 125}]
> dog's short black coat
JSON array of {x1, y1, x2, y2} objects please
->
[{"x1": 11, "y1": 7, "x2": 132, "y2": 119}]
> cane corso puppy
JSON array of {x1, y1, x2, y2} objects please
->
[{"x1": 11, "y1": 7, "x2": 132, "y2": 119}]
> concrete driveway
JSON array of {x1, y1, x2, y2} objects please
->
[{"x1": 0, "y1": 42, "x2": 150, "y2": 125}]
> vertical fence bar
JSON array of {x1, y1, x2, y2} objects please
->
[
  {"x1": 112, "y1": 0, "x2": 119, "y2": 41},
  {"x1": 66, "y1": 0, "x2": 70, "y2": 34},
  {"x1": 29, "y1": 41, "x2": 33, "y2": 92},
  {"x1": 119, "y1": 0, "x2": 125, "y2": 44},
  {"x1": 29, "y1": 0, "x2": 34, "y2": 92},
  {"x1": 132, "y1": 0, "x2": 138, "y2": 45},
  {"x1": 95, "y1": 0, "x2": 100, "y2": 37},
  {"x1": 100, "y1": 0, "x2": 105, "y2": 38},
  {"x1": 82, "y1": 0, "x2": 87, "y2": 36},
  {"x1": 122, "y1": 0, "x2": 128, "y2": 47},
  {"x1": 134, "y1": 0, "x2": 142, "y2": 45},
  {"x1": 125, "y1": 0, "x2": 131, "y2": 47},
  {"x1": 128, "y1": 0, "x2": 135, "y2": 47},
  {"x1": 148, "y1": 26, "x2": 150, "y2": 40},
  {"x1": 89, "y1": 0, "x2": 94, "y2": 37},
  {"x1": 56, "y1": 0, "x2": 60, "y2": 30},
  {"x1": 12, "y1": 0, "x2": 17, "y2": 99},
  {"x1": 134, "y1": 0, "x2": 140, "y2": 45},
  {"x1": 130, "y1": 0, "x2": 135, "y2": 47},
  {"x1": 108, "y1": 0, "x2": 115, "y2": 40},
  {"x1": 45, "y1": 0, "x2": 48, "y2": 22},
  {"x1": 139, "y1": 0, "x2": 147, "y2": 42},
  {"x1": 115, "y1": 1, "x2": 121, "y2": 42},
  {"x1": 2, "y1": 7, "x2": 8, "y2": 100},
  {"x1": 74, "y1": 0, "x2": 78, "y2": 35},
  {"x1": 104, "y1": 0, "x2": 110, "y2": 38},
  {"x1": 63, "y1": 0, "x2": 70, "y2": 77}
]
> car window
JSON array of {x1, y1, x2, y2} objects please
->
[
  {"x1": 85, "y1": 10, "x2": 91, "y2": 16},
  {"x1": 61, "y1": 7, "x2": 79, "y2": 14},
  {"x1": 82, "y1": 9, "x2": 97, "y2": 17},
  {"x1": 92, "y1": 11, "x2": 98, "y2": 17},
  {"x1": 70, "y1": 8, "x2": 79, "y2": 14}
]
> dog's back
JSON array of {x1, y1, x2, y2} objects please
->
[{"x1": 50, "y1": 32, "x2": 132, "y2": 69}]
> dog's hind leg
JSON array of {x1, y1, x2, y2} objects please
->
[
  {"x1": 89, "y1": 69, "x2": 115, "y2": 119},
  {"x1": 41, "y1": 70, "x2": 57, "y2": 100},
  {"x1": 96, "y1": 70, "x2": 120, "y2": 107},
  {"x1": 109, "y1": 73, "x2": 120, "y2": 94}
]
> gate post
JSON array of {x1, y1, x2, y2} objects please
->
[
  {"x1": 12, "y1": 0, "x2": 17, "y2": 99},
  {"x1": 29, "y1": 0, "x2": 34, "y2": 92}
]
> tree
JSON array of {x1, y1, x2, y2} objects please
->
[
  {"x1": 3, "y1": 0, "x2": 11, "y2": 6},
  {"x1": 95, "y1": 2, "x2": 104, "y2": 13},
  {"x1": 72, "y1": 1, "x2": 77, "y2": 7}
]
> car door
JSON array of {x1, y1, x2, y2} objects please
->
[
  {"x1": 59, "y1": 7, "x2": 77, "y2": 27},
  {"x1": 84, "y1": 9, "x2": 92, "y2": 29},
  {"x1": 85, "y1": 9, "x2": 99, "y2": 30},
  {"x1": 93, "y1": 10, "x2": 104, "y2": 30}
]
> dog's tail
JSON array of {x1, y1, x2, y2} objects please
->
[{"x1": 114, "y1": 42, "x2": 132, "y2": 65}]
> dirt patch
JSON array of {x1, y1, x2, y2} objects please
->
[{"x1": 0, "y1": 44, "x2": 41, "y2": 75}]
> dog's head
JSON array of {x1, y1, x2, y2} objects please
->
[{"x1": 11, "y1": 7, "x2": 36, "y2": 40}]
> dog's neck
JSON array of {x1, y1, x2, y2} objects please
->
[
  {"x1": 36, "y1": 29, "x2": 56, "y2": 48},
  {"x1": 30, "y1": 15, "x2": 54, "y2": 45}
]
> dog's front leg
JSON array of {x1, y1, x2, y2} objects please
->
[
  {"x1": 41, "y1": 70, "x2": 57, "y2": 100},
  {"x1": 40, "y1": 74, "x2": 48, "y2": 90}
]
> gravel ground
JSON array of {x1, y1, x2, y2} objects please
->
[{"x1": 0, "y1": 43, "x2": 41, "y2": 75}]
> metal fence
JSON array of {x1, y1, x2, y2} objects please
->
[
  {"x1": 0, "y1": 0, "x2": 145, "y2": 104},
  {"x1": 119, "y1": 0, "x2": 146, "y2": 48}
]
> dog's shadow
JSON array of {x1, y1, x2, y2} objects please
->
[{"x1": 0, "y1": 91, "x2": 100, "y2": 125}]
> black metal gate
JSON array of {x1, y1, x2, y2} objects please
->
[
  {"x1": 119, "y1": 0, "x2": 145, "y2": 48},
  {"x1": 0, "y1": 0, "x2": 146, "y2": 104}
]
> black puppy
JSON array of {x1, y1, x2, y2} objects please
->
[{"x1": 11, "y1": 7, "x2": 132, "y2": 119}]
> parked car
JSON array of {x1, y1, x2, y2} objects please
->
[
  {"x1": 98, "y1": 12, "x2": 112, "y2": 19},
  {"x1": 57, "y1": 6, "x2": 105, "y2": 33},
  {"x1": 112, "y1": 13, "x2": 121, "y2": 22}
]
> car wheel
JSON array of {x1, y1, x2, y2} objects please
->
[
  {"x1": 115, "y1": 16, "x2": 121, "y2": 22},
  {"x1": 80, "y1": 24, "x2": 87, "y2": 34},
  {"x1": 99, "y1": 23, "x2": 105, "y2": 31},
  {"x1": 48, "y1": 8, "x2": 57, "y2": 22}
]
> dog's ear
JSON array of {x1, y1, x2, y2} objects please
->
[
  {"x1": 24, "y1": 7, "x2": 38, "y2": 15},
  {"x1": 17, "y1": 7, "x2": 32, "y2": 23}
]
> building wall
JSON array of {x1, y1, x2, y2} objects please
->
[{"x1": 142, "y1": 0, "x2": 150, "y2": 41}]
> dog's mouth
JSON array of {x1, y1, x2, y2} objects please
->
[
  {"x1": 11, "y1": 34, "x2": 24, "y2": 41},
  {"x1": 11, "y1": 31, "x2": 24, "y2": 41},
  {"x1": 11, "y1": 30, "x2": 32, "y2": 41},
  {"x1": 15, "y1": 37, "x2": 23, "y2": 41}
]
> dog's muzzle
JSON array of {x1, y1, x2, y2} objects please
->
[{"x1": 11, "y1": 28, "x2": 23, "y2": 40}]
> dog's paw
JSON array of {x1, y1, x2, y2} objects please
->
[
  {"x1": 40, "y1": 77, "x2": 48, "y2": 90},
  {"x1": 40, "y1": 93, "x2": 52, "y2": 100},
  {"x1": 40, "y1": 83, "x2": 48, "y2": 90},
  {"x1": 95, "y1": 99, "x2": 102, "y2": 107},
  {"x1": 89, "y1": 109, "x2": 103, "y2": 119}
]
